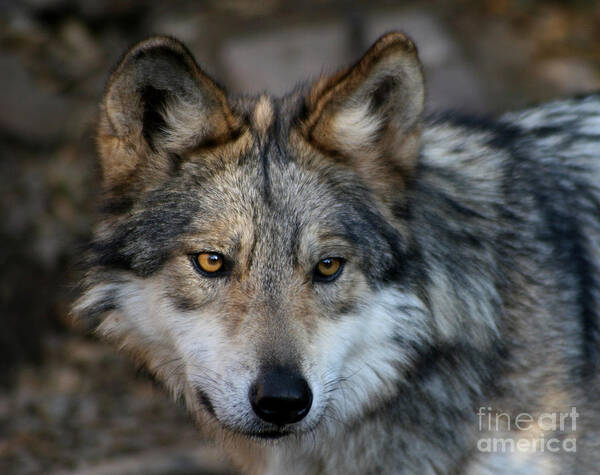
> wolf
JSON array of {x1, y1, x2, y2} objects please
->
[{"x1": 73, "y1": 32, "x2": 600, "y2": 474}]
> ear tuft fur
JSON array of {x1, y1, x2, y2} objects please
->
[
  {"x1": 98, "y1": 36, "x2": 241, "y2": 189},
  {"x1": 300, "y1": 32, "x2": 425, "y2": 196}
]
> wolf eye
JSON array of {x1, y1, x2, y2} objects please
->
[
  {"x1": 314, "y1": 257, "x2": 344, "y2": 282},
  {"x1": 192, "y1": 252, "x2": 225, "y2": 276}
]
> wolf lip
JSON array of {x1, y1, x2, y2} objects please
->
[{"x1": 243, "y1": 430, "x2": 290, "y2": 440}]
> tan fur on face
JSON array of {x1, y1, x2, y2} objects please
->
[{"x1": 251, "y1": 95, "x2": 274, "y2": 136}]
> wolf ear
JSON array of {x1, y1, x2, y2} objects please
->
[
  {"x1": 98, "y1": 36, "x2": 240, "y2": 189},
  {"x1": 300, "y1": 32, "x2": 424, "y2": 195}
]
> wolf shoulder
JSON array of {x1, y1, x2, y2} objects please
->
[
  {"x1": 500, "y1": 93, "x2": 600, "y2": 171},
  {"x1": 421, "y1": 93, "x2": 600, "y2": 182},
  {"x1": 500, "y1": 93, "x2": 600, "y2": 135}
]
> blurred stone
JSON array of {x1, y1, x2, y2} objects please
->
[
  {"x1": 220, "y1": 23, "x2": 350, "y2": 96},
  {"x1": 58, "y1": 18, "x2": 103, "y2": 71},
  {"x1": 211, "y1": 0, "x2": 281, "y2": 18},
  {"x1": 19, "y1": 0, "x2": 70, "y2": 11},
  {"x1": 2, "y1": 6, "x2": 49, "y2": 44},
  {"x1": 530, "y1": 6, "x2": 570, "y2": 47},
  {"x1": 148, "y1": 12, "x2": 208, "y2": 45},
  {"x1": 52, "y1": 446, "x2": 233, "y2": 475},
  {"x1": 147, "y1": 10, "x2": 218, "y2": 71},
  {"x1": 536, "y1": 58, "x2": 600, "y2": 96},
  {"x1": 0, "y1": 54, "x2": 74, "y2": 143},
  {"x1": 17, "y1": 0, "x2": 148, "y2": 23},
  {"x1": 366, "y1": 9, "x2": 488, "y2": 113}
]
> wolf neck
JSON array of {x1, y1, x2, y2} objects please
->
[
  {"x1": 232, "y1": 400, "x2": 481, "y2": 475},
  {"x1": 229, "y1": 346, "x2": 501, "y2": 475}
]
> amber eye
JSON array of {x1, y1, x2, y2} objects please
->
[
  {"x1": 193, "y1": 252, "x2": 225, "y2": 276},
  {"x1": 314, "y1": 257, "x2": 344, "y2": 282}
]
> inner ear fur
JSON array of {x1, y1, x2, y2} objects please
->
[
  {"x1": 98, "y1": 36, "x2": 241, "y2": 189},
  {"x1": 300, "y1": 32, "x2": 425, "y2": 196}
]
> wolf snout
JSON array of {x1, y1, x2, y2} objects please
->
[{"x1": 249, "y1": 367, "x2": 313, "y2": 426}]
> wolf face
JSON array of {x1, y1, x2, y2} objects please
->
[
  {"x1": 73, "y1": 32, "x2": 522, "y2": 468},
  {"x1": 73, "y1": 33, "x2": 445, "y2": 442}
]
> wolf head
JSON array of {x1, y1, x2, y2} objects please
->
[{"x1": 74, "y1": 33, "x2": 500, "y2": 443}]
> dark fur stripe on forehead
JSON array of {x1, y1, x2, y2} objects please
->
[
  {"x1": 259, "y1": 103, "x2": 279, "y2": 203},
  {"x1": 261, "y1": 140, "x2": 271, "y2": 203},
  {"x1": 257, "y1": 99, "x2": 296, "y2": 205}
]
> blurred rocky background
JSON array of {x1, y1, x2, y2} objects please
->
[{"x1": 1, "y1": 0, "x2": 599, "y2": 473}]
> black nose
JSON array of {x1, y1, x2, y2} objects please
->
[{"x1": 249, "y1": 367, "x2": 312, "y2": 426}]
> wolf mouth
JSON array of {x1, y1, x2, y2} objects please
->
[
  {"x1": 197, "y1": 389, "x2": 296, "y2": 440},
  {"x1": 220, "y1": 420, "x2": 294, "y2": 441}
]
